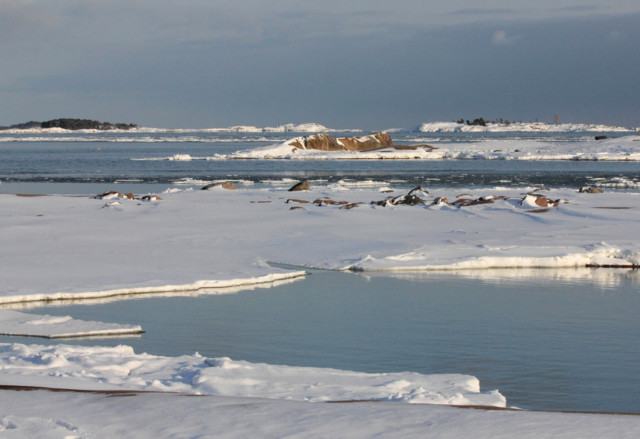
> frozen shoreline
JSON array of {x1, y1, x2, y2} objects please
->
[
  {"x1": 2, "y1": 185, "x2": 640, "y2": 304},
  {"x1": 2, "y1": 183, "x2": 640, "y2": 436}
]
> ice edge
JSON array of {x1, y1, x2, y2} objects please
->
[{"x1": 0, "y1": 271, "x2": 307, "y2": 305}]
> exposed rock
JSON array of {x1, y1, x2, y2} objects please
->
[
  {"x1": 389, "y1": 193, "x2": 425, "y2": 206},
  {"x1": 452, "y1": 198, "x2": 494, "y2": 207},
  {"x1": 595, "y1": 135, "x2": 607, "y2": 140},
  {"x1": 522, "y1": 194, "x2": 559, "y2": 208},
  {"x1": 141, "y1": 195, "x2": 162, "y2": 201},
  {"x1": 287, "y1": 131, "x2": 435, "y2": 153},
  {"x1": 340, "y1": 202, "x2": 363, "y2": 210},
  {"x1": 579, "y1": 186, "x2": 603, "y2": 193},
  {"x1": 288, "y1": 181, "x2": 310, "y2": 191},
  {"x1": 543, "y1": 198, "x2": 560, "y2": 207},
  {"x1": 290, "y1": 132, "x2": 394, "y2": 152},
  {"x1": 289, "y1": 134, "x2": 340, "y2": 151},
  {"x1": 408, "y1": 186, "x2": 430, "y2": 196},
  {"x1": 101, "y1": 201, "x2": 122, "y2": 208},
  {"x1": 336, "y1": 132, "x2": 394, "y2": 151},
  {"x1": 95, "y1": 191, "x2": 122, "y2": 200},
  {"x1": 286, "y1": 198, "x2": 309, "y2": 204},
  {"x1": 313, "y1": 197, "x2": 351, "y2": 207},
  {"x1": 393, "y1": 144, "x2": 436, "y2": 151},
  {"x1": 372, "y1": 197, "x2": 394, "y2": 207},
  {"x1": 431, "y1": 196, "x2": 450, "y2": 206},
  {"x1": 201, "y1": 182, "x2": 237, "y2": 190}
]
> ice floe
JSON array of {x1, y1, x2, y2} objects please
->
[{"x1": 0, "y1": 311, "x2": 142, "y2": 339}]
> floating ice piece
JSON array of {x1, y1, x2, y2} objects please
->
[{"x1": 0, "y1": 310, "x2": 142, "y2": 339}]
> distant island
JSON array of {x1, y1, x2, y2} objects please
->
[{"x1": 0, "y1": 118, "x2": 137, "y2": 131}]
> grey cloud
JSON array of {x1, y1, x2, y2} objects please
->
[
  {"x1": 447, "y1": 8, "x2": 515, "y2": 16},
  {"x1": 1, "y1": 3, "x2": 639, "y2": 128}
]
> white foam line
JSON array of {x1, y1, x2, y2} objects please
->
[{"x1": 0, "y1": 272, "x2": 306, "y2": 305}]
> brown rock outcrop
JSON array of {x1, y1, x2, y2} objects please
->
[
  {"x1": 201, "y1": 182, "x2": 236, "y2": 190},
  {"x1": 336, "y1": 132, "x2": 394, "y2": 151},
  {"x1": 290, "y1": 132, "x2": 394, "y2": 152},
  {"x1": 288, "y1": 181, "x2": 310, "y2": 191}
]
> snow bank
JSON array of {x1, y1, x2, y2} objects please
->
[
  {"x1": 2, "y1": 186, "x2": 640, "y2": 305},
  {"x1": 0, "y1": 343, "x2": 504, "y2": 406},
  {"x1": 2, "y1": 185, "x2": 640, "y2": 437},
  {"x1": 2, "y1": 390, "x2": 639, "y2": 439},
  {"x1": 0, "y1": 310, "x2": 142, "y2": 338}
]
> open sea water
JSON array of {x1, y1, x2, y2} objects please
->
[
  {"x1": 2, "y1": 129, "x2": 640, "y2": 193},
  {"x1": 1, "y1": 129, "x2": 639, "y2": 413}
]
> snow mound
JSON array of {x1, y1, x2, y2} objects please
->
[{"x1": 0, "y1": 343, "x2": 506, "y2": 407}]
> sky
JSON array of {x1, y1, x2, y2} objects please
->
[{"x1": 1, "y1": 1, "x2": 639, "y2": 129}]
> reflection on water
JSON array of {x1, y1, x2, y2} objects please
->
[
  {"x1": 369, "y1": 267, "x2": 640, "y2": 290},
  {"x1": 2, "y1": 268, "x2": 639, "y2": 414}
]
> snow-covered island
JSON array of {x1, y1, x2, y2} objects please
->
[
  {"x1": 2, "y1": 181, "x2": 640, "y2": 436},
  {"x1": 412, "y1": 121, "x2": 638, "y2": 133},
  {"x1": 226, "y1": 131, "x2": 640, "y2": 161}
]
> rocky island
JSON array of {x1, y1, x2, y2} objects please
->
[{"x1": 0, "y1": 118, "x2": 137, "y2": 130}]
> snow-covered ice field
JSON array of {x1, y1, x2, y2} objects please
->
[{"x1": 2, "y1": 129, "x2": 640, "y2": 437}]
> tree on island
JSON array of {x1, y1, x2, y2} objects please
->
[
  {"x1": 456, "y1": 117, "x2": 487, "y2": 126},
  {"x1": 40, "y1": 119, "x2": 137, "y2": 130},
  {"x1": 0, "y1": 118, "x2": 137, "y2": 131}
]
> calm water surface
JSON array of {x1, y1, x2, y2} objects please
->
[
  {"x1": 2, "y1": 130, "x2": 640, "y2": 192},
  {"x1": 5, "y1": 270, "x2": 639, "y2": 414}
]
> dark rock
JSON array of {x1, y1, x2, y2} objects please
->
[
  {"x1": 452, "y1": 197, "x2": 494, "y2": 207},
  {"x1": 202, "y1": 182, "x2": 237, "y2": 190},
  {"x1": 141, "y1": 195, "x2": 162, "y2": 201},
  {"x1": 579, "y1": 186, "x2": 603, "y2": 194},
  {"x1": 595, "y1": 135, "x2": 607, "y2": 141},
  {"x1": 390, "y1": 194, "x2": 425, "y2": 206},
  {"x1": 431, "y1": 196, "x2": 449, "y2": 206},
  {"x1": 408, "y1": 186, "x2": 429, "y2": 196},
  {"x1": 288, "y1": 181, "x2": 310, "y2": 191},
  {"x1": 286, "y1": 198, "x2": 309, "y2": 204},
  {"x1": 94, "y1": 190, "x2": 122, "y2": 199},
  {"x1": 340, "y1": 202, "x2": 363, "y2": 210}
]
